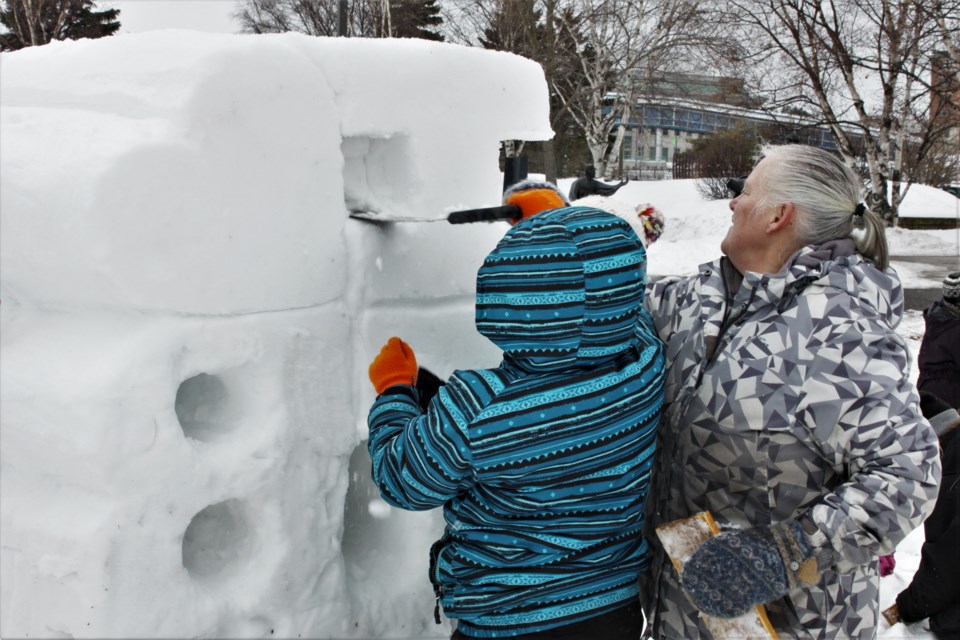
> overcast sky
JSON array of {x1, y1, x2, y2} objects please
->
[{"x1": 102, "y1": 1, "x2": 241, "y2": 35}]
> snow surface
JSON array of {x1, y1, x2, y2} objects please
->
[{"x1": 1, "y1": 30, "x2": 956, "y2": 640}]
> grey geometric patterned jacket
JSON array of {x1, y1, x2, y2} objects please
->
[{"x1": 640, "y1": 240, "x2": 942, "y2": 640}]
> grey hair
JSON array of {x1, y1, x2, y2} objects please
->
[{"x1": 754, "y1": 144, "x2": 888, "y2": 270}]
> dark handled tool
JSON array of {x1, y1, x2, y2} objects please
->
[
  {"x1": 350, "y1": 204, "x2": 522, "y2": 225},
  {"x1": 447, "y1": 205, "x2": 521, "y2": 224},
  {"x1": 352, "y1": 155, "x2": 530, "y2": 225}
]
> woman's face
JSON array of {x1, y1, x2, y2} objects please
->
[{"x1": 720, "y1": 160, "x2": 772, "y2": 272}]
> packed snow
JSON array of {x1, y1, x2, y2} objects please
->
[{"x1": 1, "y1": 30, "x2": 957, "y2": 640}]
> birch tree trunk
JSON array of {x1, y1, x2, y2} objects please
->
[{"x1": 718, "y1": 0, "x2": 944, "y2": 225}]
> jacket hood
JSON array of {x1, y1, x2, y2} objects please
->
[
  {"x1": 783, "y1": 238, "x2": 904, "y2": 326},
  {"x1": 476, "y1": 207, "x2": 646, "y2": 374}
]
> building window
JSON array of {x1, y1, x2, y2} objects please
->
[
  {"x1": 662, "y1": 147, "x2": 669, "y2": 161},
  {"x1": 624, "y1": 134, "x2": 633, "y2": 160},
  {"x1": 649, "y1": 146, "x2": 657, "y2": 161}
]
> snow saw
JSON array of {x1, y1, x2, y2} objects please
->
[{"x1": 349, "y1": 204, "x2": 521, "y2": 225}]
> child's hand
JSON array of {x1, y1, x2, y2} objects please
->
[{"x1": 369, "y1": 337, "x2": 418, "y2": 394}]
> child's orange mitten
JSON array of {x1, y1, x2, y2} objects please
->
[{"x1": 368, "y1": 337, "x2": 419, "y2": 394}]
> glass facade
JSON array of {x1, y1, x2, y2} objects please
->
[{"x1": 613, "y1": 99, "x2": 857, "y2": 176}]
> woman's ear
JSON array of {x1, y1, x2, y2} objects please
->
[{"x1": 766, "y1": 202, "x2": 795, "y2": 234}]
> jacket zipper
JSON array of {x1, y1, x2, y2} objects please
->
[
  {"x1": 429, "y1": 536, "x2": 450, "y2": 625},
  {"x1": 433, "y1": 557, "x2": 445, "y2": 624}
]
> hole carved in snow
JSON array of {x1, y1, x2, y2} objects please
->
[
  {"x1": 341, "y1": 134, "x2": 413, "y2": 217},
  {"x1": 182, "y1": 499, "x2": 255, "y2": 581},
  {"x1": 175, "y1": 373, "x2": 233, "y2": 442}
]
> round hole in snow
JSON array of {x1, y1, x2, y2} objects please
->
[
  {"x1": 175, "y1": 373, "x2": 231, "y2": 442},
  {"x1": 182, "y1": 499, "x2": 254, "y2": 580}
]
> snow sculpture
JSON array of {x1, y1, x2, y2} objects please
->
[{"x1": 1, "y1": 31, "x2": 551, "y2": 638}]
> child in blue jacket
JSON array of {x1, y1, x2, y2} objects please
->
[{"x1": 366, "y1": 205, "x2": 666, "y2": 639}]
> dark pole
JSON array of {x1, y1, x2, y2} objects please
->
[
  {"x1": 502, "y1": 156, "x2": 528, "y2": 194},
  {"x1": 338, "y1": 0, "x2": 348, "y2": 36}
]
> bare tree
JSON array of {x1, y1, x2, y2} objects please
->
[
  {"x1": 927, "y1": 0, "x2": 960, "y2": 87},
  {"x1": 235, "y1": 0, "x2": 358, "y2": 36},
  {"x1": 553, "y1": 0, "x2": 718, "y2": 178},
  {"x1": 719, "y1": 0, "x2": 952, "y2": 223},
  {"x1": 440, "y1": 0, "x2": 494, "y2": 45},
  {"x1": 444, "y1": 0, "x2": 721, "y2": 180}
]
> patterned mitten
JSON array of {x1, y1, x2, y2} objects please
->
[
  {"x1": 368, "y1": 337, "x2": 418, "y2": 394},
  {"x1": 681, "y1": 519, "x2": 817, "y2": 618}
]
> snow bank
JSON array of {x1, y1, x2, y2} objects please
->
[
  {"x1": 1, "y1": 31, "x2": 550, "y2": 639},
  {"x1": 898, "y1": 183, "x2": 960, "y2": 219},
  {"x1": 554, "y1": 178, "x2": 958, "y2": 278}
]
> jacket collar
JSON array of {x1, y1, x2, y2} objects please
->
[{"x1": 708, "y1": 239, "x2": 901, "y2": 327}]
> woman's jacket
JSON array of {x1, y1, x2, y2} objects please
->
[
  {"x1": 641, "y1": 239, "x2": 941, "y2": 640},
  {"x1": 918, "y1": 299, "x2": 960, "y2": 408},
  {"x1": 897, "y1": 418, "x2": 959, "y2": 637}
]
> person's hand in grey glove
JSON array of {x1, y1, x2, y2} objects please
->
[{"x1": 681, "y1": 519, "x2": 820, "y2": 618}]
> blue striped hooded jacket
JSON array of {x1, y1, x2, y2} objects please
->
[{"x1": 367, "y1": 207, "x2": 666, "y2": 637}]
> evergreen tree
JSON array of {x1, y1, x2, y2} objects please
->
[
  {"x1": 389, "y1": 0, "x2": 442, "y2": 41},
  {"x1": 0, "y1": 0, "x2": 120, "y2": 52},
  {"x1": 478, "y1": 0, "x2": 540, "y2": 57},
  {"x1": 478, "y1": 1, "x2": 591, "y2": 178}
]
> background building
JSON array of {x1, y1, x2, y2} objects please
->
[
  {"x1": 616, "y1": 72, "x2": 858, "y2": 179},
  {"x1": 931, "y1": 51, "x2": 960, "y2": 145}
]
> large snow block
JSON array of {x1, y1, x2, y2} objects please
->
[
  {"x1": 292, "y1": 36, "x2": 551, "y2": 224},
  {"x1": 344, "y1": 216, "x2": 510, "y2": 303},
  {"x1": 0, "y1": 307, "x2": 357, "y2": 638},
  {"x1": 0, "y1": 32, "x2": 552, "y2": 315},
  {"x1": 0, "y1": 33, "x2": 343, "y2": 315}
]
